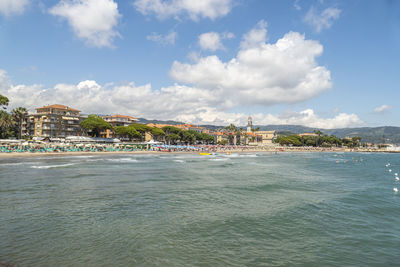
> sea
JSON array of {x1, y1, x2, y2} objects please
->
[{"x1": 1, "y1": 152, "x2": 400, "y2": 266}]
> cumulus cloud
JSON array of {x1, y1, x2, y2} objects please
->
[
  {"x1": 0, "y1": 0, "x2": 29, "y2": 16},
  {"x1": 49, "y1": 0, "x2": 121, "y2": 48},
  {"x1": 240, "y1": 20, "x2": 267, "y2": 49},
  {"x1": 171, "y1": 21, "x2": 332, "y2": 106},
  {"x1": 374, "y1": 104, "x2": 392, "y2": 114},
  {"x1": 133, "y1": 0, "x2": 234, "y2": 21},
  {"x1": 304, "y1": 6, "x2": 341, "y2": 32},
  {"x1": 198, "y1": 31, "x2": 234, "y2": 51},
  {"x1": 147, "y1": 31, "x2": 177, "y2": 45},
  {"x1": 255, "y1": 109, "x2": 362, "y2": 129},
  {"x1": 0, "y1": 69, "x2": 362, "y2": 129},
  {"x1": 0, "y1": 22, "x2": 358, "y2": 128}
]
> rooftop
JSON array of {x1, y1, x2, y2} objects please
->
[
  {"x1": 36, "y1": 104, "x2": 80, "y2": 112},
  {"x1": 104, "y1": 114, "x2": 138, "y2": 120}
]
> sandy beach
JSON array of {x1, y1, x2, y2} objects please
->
[{"x1": 0, "y1": 147, "x2": 392, "y2": 159}]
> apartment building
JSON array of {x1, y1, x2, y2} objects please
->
[
  {"x1": 102, "y1": 114, "x2": 139, "y2": 138},
  {"x1": 28, "y1": 104, "x2": 85, "y2": 138}
]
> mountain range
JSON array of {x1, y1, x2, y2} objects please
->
[{"x1": 138, "y1": 118, "x2": 400, "y2": 144}]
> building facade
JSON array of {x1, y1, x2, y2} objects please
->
[
  {"x1": 256, "y1": 131, "x2": 276, "y2": 144},
  {"x1": 102, "y1": 114, "x2": 139, "y2": 138},
  {"x1": 28, "y1": 104, "x2": 85, "y2": 138},
  {"x1": 103, "y1": 115, "x2": 138, "y2": 127}
]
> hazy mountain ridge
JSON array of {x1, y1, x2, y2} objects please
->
[
  {"x1": 138, "y1": 118, "x2": 400, "y2": 144},
  {"x1": 256, "y1": 125, "x2": 400, "y2": 144}
]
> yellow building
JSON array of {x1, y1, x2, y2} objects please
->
[
  {"x1": 29, "y1": 104, "x2": 84, "y2": 138},
  {"x1": 255, "y1": 131, "x2": 276, "y2": 144}
]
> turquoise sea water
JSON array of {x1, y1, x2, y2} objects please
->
[{"x1": 1, "y1": 152, "x2": 400, "y2": 266}]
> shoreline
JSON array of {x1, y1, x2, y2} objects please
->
[{"x1": 0, "y1": 148, "x2": 396, "y2": 159}]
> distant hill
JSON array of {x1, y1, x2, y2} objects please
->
[
  {"x1": 137, "y1": 118, "x2": 400, "y2": 144},
  {"x1": 137, "y1": 118, "x2": 184, "y2": 125},
  {"x1": 256, "y1": 125, "x2": 400, "y2": 144}
]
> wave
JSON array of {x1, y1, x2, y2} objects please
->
[
  {"x1": 107, "y1": 158, "x2": 138, "y2": 163},
  {"x1": 31, "y1": 163, "x2": 75, "y2": 169},
  {"x1": 240, "y1": 154, "x2": 258, "y2": 158},
  {"x1": 0, "y1": 162, "x2": 28, "y2": 167},
  {"x1": 174, "y1": 159, "x2": 185, "y2": 163},
  {"x1": 209, "y1": 158, "x2": 229, "y2": 161}
]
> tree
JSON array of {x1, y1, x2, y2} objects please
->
[
  {"x1": 314, "y1": 130, "x2": 323, "y2": 136},
  {"x1": 80, "y1": 115, "x2": 112, "y2": 137},
  {"x1": 200, "y1": 133, "x2": 215, "y2": 144},
  {"x1": 11, "y1": 107, "x2": 28, "y2": 139},
  {"x1": 0, "y1": 94, "x2": 9, "y2": 109},
  {"x1": 151, "y1": 127, "x2": 165, "y2": 141},
  {"x1": 180, "y1": 130, "x2": 196, "y2": 145},
  {"x1": 0, "y1": 110, "x2": 14, "y2": 138},
  {"x1": 166, "y1": 133, "x2": 180, "y2": 144},
  {"x1": 114, "y1": 126, "x2": 141, "y2": 140},
  {"x1": 225, "y1": 123, "x2": 237, "y2": 132},
  {"x1": 162, "y1": 126, "x2": 182, "y2": 145},
  {"x1": 162, "y1": 126, "x2": 182, "y2": 135},
  {"x1": 130, "y1": 123, "x2": 153, "y2": 133}
]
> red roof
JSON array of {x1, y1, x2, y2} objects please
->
[{"x1": 36, "y1": 104, "x2": 80, "y2": 112}]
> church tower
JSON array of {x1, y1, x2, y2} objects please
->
[{"x1": 247, "y1": 116, "x2": 252, "y2": 132}]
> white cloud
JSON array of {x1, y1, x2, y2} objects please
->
[
  {"x1": 0, "y1": 22, "x2": 358, "y2": 128},
  {"x1": 147, "y1": 31, "x2": 177, "y2": 45},
  {"x1": 49, "y1": 0, "x2": 121, "y2": 48},
  {"x1": 374, "y1": 104, "x2": 392, "y2": 114},
  {"x1": 255, "y1": 109, "x2": 362, "y2": 129},
  {"x1": 304, "y1": 6, "x2": 341, "y2": 33},
  {"x1": 294, "y1": 0, "x2": 301, "y2": 11},
  {"x1": 133, "y1": 0, "x2": 234, "y2": 21},
  {"x1": 0, "y1": 0, "x2": 29, "y2": 16},
  {"x1": 240, "y1": 20, "x2": 267, "y2": 49},
  {"x1": 177, "y1": 108, "x2": 362, "y2": 129},
  {"x1": 171, "y1": 21, "x2": 332, "y2": 106},
  {"x1": 0, "y1": 68, "x2": 361, "y2": 129},
  {"x1": 198, "y1": 32, "x2": 221, "y2": 51},
  {"x1": 198, "y1": 31, "x2": 234, "y2": 51}
]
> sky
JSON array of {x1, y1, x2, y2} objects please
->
[{"x1": 0, "y1": 0, "x2": 399, "y2": 128}]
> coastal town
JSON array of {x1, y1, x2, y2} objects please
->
[
  {"x1": 0, "y1": 101, "x2": 398, "y2": 154},
  {"x1": 0, "y1": 102, "x2": 277, "y2": 147}
]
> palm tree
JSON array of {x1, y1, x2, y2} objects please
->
[
  {"x1": 0, "y1": 110, "x2": 14, "y2": 138},
  {"x1": 12, "y1": 107, "x2": 28, "y2": 139},
  {"x1": 0, "y1": 94, "x2": 9, "y2": 109}
]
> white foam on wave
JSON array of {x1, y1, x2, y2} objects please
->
[
  {"x1": 240, "y1": 154, "x2": 258, "y2": 158},
  {"x1": 107, "y1": 158, "x2": 138, "y2": 163},
  {"x1": 31, "y1": 163, "x2": 75, "y2": 169},
  {"x1": 223, "y1": 153, "x2": 239, "y2": 158},
  {"x1": 209, "y1": 158, "x2": 229, "y2": 161},
  {"x1": 0, "y1": 162, "x2": 25, "y2": 166},
  {"x1": 174, "y1": 159, "x2": 185, "y2": 163}
]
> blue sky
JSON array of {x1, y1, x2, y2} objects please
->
[{"x1": 0, "y1": 0, "x2": 399, "y2": 128}]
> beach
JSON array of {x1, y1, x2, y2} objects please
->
[
  {"x1": 0, "y1": 146, "x2": 393, "y2": 159},
  {"x1": 0, "y1": 148, "x2": 399, "y2": 159}
]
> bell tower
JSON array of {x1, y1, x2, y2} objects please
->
[{"x1": 247, "y1": 116, "x2": 252, "y2": 132}]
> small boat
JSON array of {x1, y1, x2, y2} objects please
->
[{"x1": 199, "y1": 152, "x2": 211, "y2": 156}]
